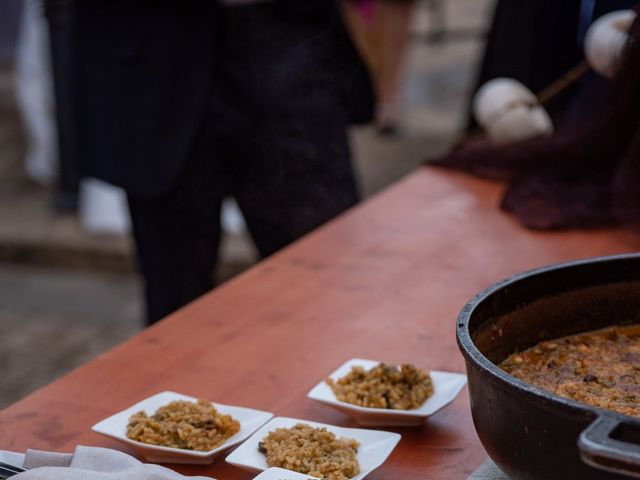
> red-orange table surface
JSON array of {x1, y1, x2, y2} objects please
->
[{"x1": 1, "y1": 168, "x2": 638, "y2": 479}]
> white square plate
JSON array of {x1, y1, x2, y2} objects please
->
[
  {"x1": 308, "y1": 358, "x2": 467, "y2": 426},
  {"x1": 253, "y1": 467, "x2": 320, "y2": 479},
  {"x1": 0, "y1": 451, "x2": 25, "y2": 469},
  {"x1": 91, "y1": 391, "x2": 273, "y2": 464},
  {"x1": 225, "y1": 416, "x2": 400, "y2": 479}
]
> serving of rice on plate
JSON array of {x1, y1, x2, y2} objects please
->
[
  {"x1": 325, "y1": 363, "x2": 434, "y2": 410},
  {"x1": 126, "y1": 399, "x2": 240, "y2": 451},
  {"x1": 225, "y1": 416, "x2": 401, "y2": 478},
  {"x1": 259, "y1": 423, "x2": 360, "y2": 480},
  {"x1": 93, "y1": 391, "x2": 274, "y2": 464}
]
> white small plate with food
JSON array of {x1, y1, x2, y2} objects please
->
[
  {"x1": 253, "y1": 467, "x2": 320, "y2": 479},
  {"x1": 226, "y1": 417, "x2": 400, "y2": 479},
  {"x1": 91, "y1": 391, "x2": 273, "y2": 464},
  {"x1": 307, "y1": 358, "x2": 467, "y2": 426}
]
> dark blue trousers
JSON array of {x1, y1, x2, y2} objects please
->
[{"x1": 128, "y1": 4, "x2": 359, "y2": 324}]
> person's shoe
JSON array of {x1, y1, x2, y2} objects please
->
[
  {"x1": 375, "y1": 103, "x2": 402, "y2": 137},
  {"x1": 377, "y1": 122, "x2": 400, "y2": 137}
]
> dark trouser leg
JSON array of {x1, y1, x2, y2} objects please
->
[
  {"x1": 127, "y1": 129, "x2": 227, "y2": 325},
  {"x1": 45, "y1": 0, "x2": 81, "y2": 211},
  {"x1": 220, "y1": 4, "x2": 360, "y2": 258},
  {"x1": 235, "y1": 106, "x2": 359, "y2": 258},
  {"x1": 128, "y1": 195, "x2": 221, "y2": 325}
]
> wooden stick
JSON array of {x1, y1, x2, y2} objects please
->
[{"x1": 536, "y1": 60, "x2": 592, "y2": 106}]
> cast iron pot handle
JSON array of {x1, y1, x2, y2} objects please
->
[{"x1": 579, "y1": 414, "x2": 640, "y2": 478}]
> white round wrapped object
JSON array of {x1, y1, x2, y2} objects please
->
[
  {"x1": 487, "y1": 103, "x2": 554, "y2": 146},
  {"x1": 473, "y1": 78, "x2": 537, "y2": 128},
  {"x1": 79, "y1": 178, "x2": 131, "y2": 234},
  {"x1": 585, "y1": 10, "x2": 636, "y2": 78}
]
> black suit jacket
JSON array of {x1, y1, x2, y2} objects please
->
[{"x1": 71, "y1": 0, "x2": 374, "y2": 198}]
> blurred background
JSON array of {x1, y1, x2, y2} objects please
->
[{"x1": 0, "y1": 0, "x2": 495, "y2": 408}]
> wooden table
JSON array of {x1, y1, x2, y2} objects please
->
[{"x1": 1, "y1": 168, "x2": 638, "y2": 479}]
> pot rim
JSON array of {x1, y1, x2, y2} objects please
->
[{"x1": 456, "y1": 252, "x2": 640, "y2": 418}]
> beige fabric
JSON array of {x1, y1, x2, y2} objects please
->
[
  {"x1": 22, "y1": 451, "x2": 72, "y2": 469},
  {"x1": 15, "y1": 446, "x2": 215, "y2": 480}
]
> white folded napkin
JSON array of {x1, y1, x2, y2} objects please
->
[{"x1": 15, "y1": 446, "x2": 215, "y2": 480}]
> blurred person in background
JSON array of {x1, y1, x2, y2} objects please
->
[
  {"x1": 0, "y1": 0, "x2": 57, "y2": 188},
  {"x1": 436, "y1": 3, "x2": 640, "y2": 234},
  {"x1": 15, "y1": 0, "x2": 58, "y2": 187},
  {"x1": 468, "y1": 0, "x2": 636, "y2": 129},
  {"x1": 343, "y1": 0, "x2": 415, "y2": 134},
  {"x1": 69, "y1": 0, "x2": 374, "y2": 324}
]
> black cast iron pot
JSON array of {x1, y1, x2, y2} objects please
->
[{"x1": 457, "y1": 253, "x2": 640, "y2": 479}]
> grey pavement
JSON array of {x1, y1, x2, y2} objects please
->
[
  {"x1": 0, "y1": 0, "x2": 495, "y2": 409},
  {"x1": 0, "y1": 264, "x2": 141, "y2": 405}
]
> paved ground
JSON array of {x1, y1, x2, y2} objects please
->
[
  {"x1": 0, "y1": 265, "x2": 141, "y2": 404},
  {"x1": 0, "y1": 0, "x2": 495, "y2": 409}
]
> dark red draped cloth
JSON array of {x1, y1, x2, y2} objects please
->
[{"x1": 433, "y1": 11, "x2": 640, "y2": 233}]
